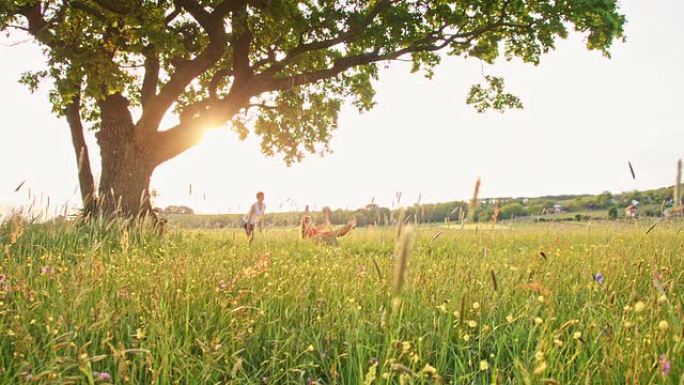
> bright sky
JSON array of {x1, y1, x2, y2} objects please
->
[{"x1": 1, "y1": 0, "x2": 683, "y2": 216}]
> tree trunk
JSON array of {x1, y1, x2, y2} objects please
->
[
  {"x1": 65, "y1": 94, "x2": 97, "y2": 216},
  {"x1": 96, "y1": 94, "x2": 155, "y2": 218}
]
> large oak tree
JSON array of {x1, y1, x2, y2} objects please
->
[{"x1": 1, "y1": 0, "x2": 624, "y2": 217}]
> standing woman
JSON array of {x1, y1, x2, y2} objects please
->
[{"x1": 244, "y1": 191, "x2": 266, "y2": 238}]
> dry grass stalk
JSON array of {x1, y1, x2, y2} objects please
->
[
  {"x1": 395, "y1": 209, "x2": 405, "y2": 239},
  {"x1": 468, "y1": 177, "x2": 481, "y2": 222},
  {"x1": 391, "y1": 226, "x2": 412, "y2": 310},
  {"x1": 371, "y1": 255, "x2": 383, "y2": 280},
  {"x1": 14, "y1": 180, "x2": 25, "y2": 192},
  {"x1": 675, "y1": 159, "x2": 682, "y2": 208},
  {"x1": 490, "y1": 270, "x2": 498, "y2": 292}
]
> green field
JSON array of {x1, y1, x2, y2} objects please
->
[{"x1": 0, "y1": 218, "x2": 682, "y2": 384}]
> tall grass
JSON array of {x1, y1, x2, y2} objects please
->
[{"x1": 0, "y1": 218, "x2": 682, "y2": 384}]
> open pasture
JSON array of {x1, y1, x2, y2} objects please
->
[{"x1": 0, "y1": 219, "x2": 682, "y2": 384}]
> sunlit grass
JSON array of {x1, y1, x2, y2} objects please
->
[{"x1": 0, "y1": 218, "x2": 682, "y2": 384}]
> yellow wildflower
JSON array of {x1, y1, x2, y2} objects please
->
[
  {"x1": 634, "y1": 301, "x2": 645, "y2": 313},
  {"x1": 533, "y1": 361, "x2": 547, "y2": 375},
  {"x1": 658, "y1": 320, "x2": 669, "y2": 331}
]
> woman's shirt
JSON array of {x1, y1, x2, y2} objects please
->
[{"x1": 247, "y1": 202, "x2": 265, "y2": 224}]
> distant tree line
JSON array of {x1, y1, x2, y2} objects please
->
[{"x1": 164, "y1": 186, "x2": 682, "y2": 228}]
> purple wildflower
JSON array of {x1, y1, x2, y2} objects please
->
[
  {"x1": 660, "y1": 355, "x2": 671, "y2": 376},
  {"x1": 0, "y1": 274, "x2": 6, "y2": 283},
  {"x1": 94, "y1": 371, "x2": 112, "y2": 382},
  {"x1": 592, "y1": 272, "x2": 604, "y2": 286}
]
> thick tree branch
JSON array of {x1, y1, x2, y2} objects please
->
[
  {"x1": 137, "y1": 0, "x2": 228, "y2": 134},
  {"x1": 231, "y1": 3, "x2": 253, "y2": 88},
  {"x1": 141, "y1": 46, "x2": 160, "y2": 107},
  {"x1": 65, "y1": 92, "x2": 96, "y2": 212},
  {"x1": 256, "y1": 0, "x2": 522, "y2": 94},
  {"x1": 150, "y1": 105, "x2": 232, "y2": 165},
  {"x1": 150, "y1": 89, "x2": 253, "y2": 164},
  {"x1": 19, "y1": 2, "x2": 56, "y2": 47},
  {"x1": 164, "y1": 7, "x2": 182, "y2": 25},
  {"x1": 258, "y1": 0, "x2": 395, "y2": 77}
]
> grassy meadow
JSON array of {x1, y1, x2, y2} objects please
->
[{"x1": 0, "y1": 217, "x2": 682, "y2": 384}]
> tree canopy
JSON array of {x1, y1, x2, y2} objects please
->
[{"x1": 2, "y1": 0, "x2": 625, "y2": 163}]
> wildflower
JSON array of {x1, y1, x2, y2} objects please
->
[
  {"x1": 592, "y1": 272, "x2": 604, "y2": 286},
  {"x1": 462, "y1": 334, "x2": 470, "y2": 342},
  {"x1": 436, "y1": 304, "x2": 447, "y2": 313},
  {"x1": 134, "y1": 328, "x2": 145, "y2": 340},
  {"x1": 658, "y1": 320, "x2": 669, "y2": 331},
  {"x1": 534, "y1": 317, "x2": 543, "y2": 325},
  {"x1": 634, "y1": 301, "x2": 645, "y2": 313},
  {"x1": 657, "y1": 295, "x2": 667, "y2": 304},
  {"x1": 573, "y1": 331, "x2": 582, "y2": 340},
  {"x1": 472, "y1": 302, "x2": 480, "y2": 310},
  {"x1": 533, "y1": 361, "x2": 547, "y2": 375},
  {"x1": 0, "y1": 274, "x2": 7, "y2": 283},
  {"x1": 553, "y1": 339, "x2": 564, "y2": 347},
  {"x1": 659, "y1": 355, "x2": 671, "y2": 376},
  {"x1": 401, "y1": 341, "x2": 411, "y2": 353},
  {"x1": 506, "y1": 314, "x2": 514, "y2": 323},
  {"x1": 422, "y1": 364, "x2": 437, "y2": 375},
  {"x1": 479, "y1": 360, "x2": 489, "y2": 371},
  {"x1": 410, "y1": 353, "x2": 419, "y2": 364},
  {"x1": 94, "y1": 371, "x2": 112, "y2": 382},
  {"x1": 307, "y1": 344, "x2": 315, "y2": 352},
  {"x1": 217, "y1": 280, "x2": 227, "y2": 291},
  {"x1": 467, "y1": 320, "x2": 478, "y2": 328},
  {"x1": 534, "y1": 351, "x2": 544, "y2": 361},
  {"x1": 624, "y1": 321, "x2": 634, "y2": 329},
  {"x1": 537, "y1": 295, "x2": 545, "y2": 303}
]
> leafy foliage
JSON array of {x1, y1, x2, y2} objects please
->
[
  {"x1": 467, "y1": 75, "x2": 523, "y2": 113},
  {"x1": 1, "y1": 0, "x2": 626, "y2": 164}
]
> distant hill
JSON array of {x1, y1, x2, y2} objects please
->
[{"x1": 163, "y1": 185, "x2": 681, "y2": 228}]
